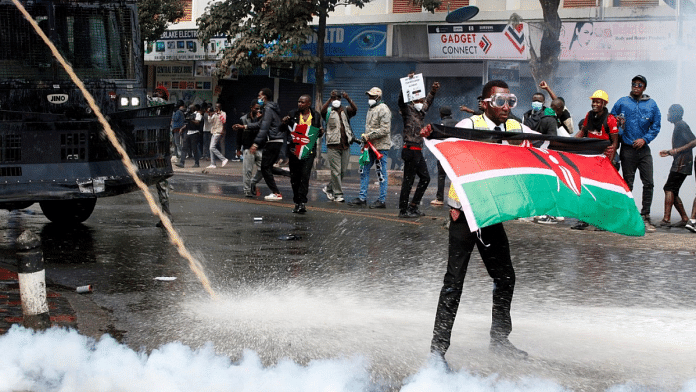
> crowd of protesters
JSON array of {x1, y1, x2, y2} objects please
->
[{"x1": 164, "y1": 73, "x2": 696, "y2": 233}]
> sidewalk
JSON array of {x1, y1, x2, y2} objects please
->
[
  {"x1": 0, "y1": 267, "x2": 77, "y2": 334},
  {"x1": 169, "y1": 156, "x2": 405, "y2": 185}
]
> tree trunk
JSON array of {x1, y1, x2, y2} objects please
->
[
  {"x1": 314, "y1": 3, "x2": 328, "y2": 111},
  {"x1": 529, "y1": 0, "x2": 561, "y2": 88}
]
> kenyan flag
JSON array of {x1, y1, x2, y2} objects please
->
[
  {"x1": 291, "y1": 123, "x2": 320, "y2": 160},
  {"x1": 424, "y1": 137, "x2": 644, "y2": 236}
]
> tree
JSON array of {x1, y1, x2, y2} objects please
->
[
  {"x1": 138, "y1": 0, "x2": 187, "y2": 42},
  {"x1": 197, "y1": 0, "x2": 370, "y2": 109}
]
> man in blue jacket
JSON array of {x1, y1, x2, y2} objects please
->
[{"x1": 611, "y1": 75, "x2": 661, "y2": 232}]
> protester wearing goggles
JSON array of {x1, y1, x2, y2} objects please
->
[{"x1": 431, "y1": 80, "x2": 535, "y2": 369}]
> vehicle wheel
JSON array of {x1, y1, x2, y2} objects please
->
[{"x1": 39, "y1": 198, "x2": 97, "y2": 224}]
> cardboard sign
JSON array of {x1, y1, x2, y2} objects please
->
[{"x1": 400, "y1": 73, "x2": 426, "y2": 103}]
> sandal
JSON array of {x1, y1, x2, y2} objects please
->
[
  {"x1": 671, "y1": 220, "x2": 689, "y2": 228},
  {"x1": 658, "y1": 220, "x2": 672, "y2": 227}
]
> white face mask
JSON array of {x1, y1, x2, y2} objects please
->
[
  {"x1": 414, "y1": 103, "x2": 424, "y2": 112},
  {"x1": 368, "y1": 99, "x2": 377, "y2": 107},
  {"x1": 531, "y1": 101, "x2": 543, "y2": 112},
  {"x1": 331, "y1": 100, "x2": 341, "y2": 109}
]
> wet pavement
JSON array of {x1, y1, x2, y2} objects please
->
[{"x1": 0, "y1": 160, "x2": 695, "y2": 391}]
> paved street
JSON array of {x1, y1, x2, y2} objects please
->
[{"x1": 0, "y1": 161, "x2": 695, "y2": 391}]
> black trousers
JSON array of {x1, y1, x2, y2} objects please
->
[
  {"x1": 431, "y1": 211, "x2": 515, "y2": 355},
  {"x1": 289, "y1": 152, "x2": 315, "y2": 204},
  {"x1": 179, "y1": 132, "x2": 201, "y2": 166},
  {"x1": 259, "y1": 141, "x2": 289, "y2": 194},
  {"x1": 399, "y1": 148, "x2": 430, "y2": 211},
  {"x1": 620, "y1": 144, "x2": 654, "y2": 217},
  {"x1": 436, "y1": 162, "x2": 447, "y2": 201}
]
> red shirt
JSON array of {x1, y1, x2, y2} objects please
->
[{"x1": 581, "y1": 113, "x2": 618, "y2": 140}]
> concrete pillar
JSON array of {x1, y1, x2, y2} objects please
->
[{"x1": 16, "y1": 230, "x2": 50, "y2": 330}]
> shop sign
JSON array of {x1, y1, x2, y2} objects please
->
[
  {"x1": 145, "y1": 29, "x2": 231, "y2": 61},
  {"x1": 559, "y1": 21, "x2": 677, "y2": 61},
  {"x1": 427, "y1": 23, "x2": 529, "y2": 60},
  {"x1": 303, "y1": 25, "x2": 388, "y2": 57}
]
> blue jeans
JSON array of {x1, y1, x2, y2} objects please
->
[{"x1": 359, "y1": 149, "x2": 388, "y2": 203}]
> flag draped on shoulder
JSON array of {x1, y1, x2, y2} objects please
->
[
  {"x1": 291, "y1": 123, "x2": 320, "y2": 159},
  {"x1": 424, "y1": 123, "x2": 645, "y2": 236}
]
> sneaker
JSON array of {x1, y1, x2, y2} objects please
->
[
  {"x1": 322, "y1": 186, "x2": 334, "y2": 201},
  {"x1": 192, "y1": 163, "x2": 200, "y2": 168},
  {"x1": 334, "y1": 196, "x2": 345, "y2": 203},
  {"x1": 571, "y1": 221, "x2": 590, "y2": 230},
  {"x1": 644, "y1": 221, "x2": 656, "y2": 233},
  {"x1": 264, "y1": 193, "x2": 282, "y2": 201},
  {"x1": 686, "y1": 219, "x2": 696, "y2": 233},
  {"x1": 244, "y1": 192, "x2": 253, "y2": 198},
  {"x1": 298, "y1": 203, "x2": 307, "y2": 213},
  {"x1": 347, "y1": 198, "x2": 366, "y2": 207},
  {"x1": 206, "y1": 165, "x2": 216, "y2": 169},
  {"x1": 292, "y1": 203, "x2": 305, "y2": 213},
  {"x1": 221, "y1": 159, "x2": 229, "y2": 167},
  {"x1": 175, "y1": 163, "x2": 184, "y2": 168},
  {"x1": 535, "y1": 215, "x2": 558, "y2": 224},
  {"x1": 369, "y1": 200, "x2": 386, "y2": 209},
  {"x1": 490, "y1": 338, "x2": 528, "y2": 360},
  {"x1": 408, "y1": 206, "x2": 425, "y2": 216},
  {"x1": 430, "y1": 199, "x2": 444, "y2": 206},
  {"x1": 399, "y1": 209, "x2": 419, "y2": 219}
]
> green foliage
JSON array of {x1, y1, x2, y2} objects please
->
[
  {"x1": 409, "y1": 0, "x2": 442, "y2": 13},
  {"x1": 138, "y1": 0, "x2": 186, "y2": 42},
  {"x1": 197, "y1": 0, "x2": 369, "y2": 75}
]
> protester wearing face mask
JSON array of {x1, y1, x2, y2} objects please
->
[
  {"x1": 347, "y1": 87, "x2": 391, "y2": 208},
  {"x1": 396, "y1": 72, "x2": 440, "y2": 218},
  {"x1": 522, "y1": 92, "x2": 557, "y2": 136},
  {"x1": 250, "y1": 87, "x2": 290, "y2": 201},
  {"x1": 321, "y1": 90, "x2": 358, "y2": 203}
]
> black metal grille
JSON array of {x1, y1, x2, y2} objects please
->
[
  {"x1": 60, "y1": 132, "x2": 87, "y2": 161},
  {"x1": 136, "y1": 158, "x2": 168, "y2": 170},
  {"x1": 0, "y1": 2, "x2": 135, "y2": 80},
  {"x1": 135, "y1": 128, "x2": 169, "y2": 156},
  {"x1": 1, "y1": 134, "x2": 21, "y2": 162},
  {"x1": 0, "y1": 166, "x2": 21, "y2": 176}
]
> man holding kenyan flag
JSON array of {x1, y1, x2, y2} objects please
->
[
  {"x1": 282, "y1": 94, "x2": 323, "y2": 214},
  {"x1": 422, "y1": 79, "x2": 644, "y2": 366}
]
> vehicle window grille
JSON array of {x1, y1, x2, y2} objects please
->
[
  {"x1": 0, "y1": 3, "x2": 135, "y2": 80},
  {"x1": 60, "y1": 132, "x2": 87, "y2": 161},
  {"x1": 1, "y1": 134, "x2": 21, "y2": 162},
  {"x1": 135, "y1": 128, "x2": 169, "y2": 156},
  {"x1": 0, "y1": 167, "x2": 21, "y2": 176}
]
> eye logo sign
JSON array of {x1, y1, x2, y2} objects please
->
[
  {"x1": 505, "y1": 24, "x2": 526, "y2": 54},
  {"x1": 478, "y1": 35, "x2": 492, "y2": 54},
  {"x1": 47, "y1": 94, "x2": 69, "y2": 104}
]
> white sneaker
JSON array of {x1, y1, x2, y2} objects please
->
[
  {"x1": 686, "y1": 219, "x2": 696, "y2": 233},
  {"x1": 264, "y1": 193, "x2": 282, "y2": 201},
  {"x1": 206, "y1": 165, "x2": 216, "y2": 169},
  {"x1": 535, "y1": 215, "x2": 558, "y2": 224},
  {"x1": 221, "y1": 159, "x2": 229, "y2": 167},
  {"x1": 322, "y1": 186, "x2": 334, "y2": 201},
  {"x1": 334, "y1": 196, "x2": 345, "y2": 202}
]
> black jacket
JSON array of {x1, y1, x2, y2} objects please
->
[
  {"x1": 237, "y1": 112, "x2": 262, "y2": 150},
  {"x1": 284, "y1": 107, "x2": 323, "y2": 158},
  {"x1": 253, "y1": 101, "x2": 284, "y2": 147}
]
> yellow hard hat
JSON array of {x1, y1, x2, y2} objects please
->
[{"x1": 590, "y1": 90, "x2": 609, "y2": 103}]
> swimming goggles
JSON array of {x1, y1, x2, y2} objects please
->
[{"x1": 484, "y1": 93, "x2": 517, "y2": 108}]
